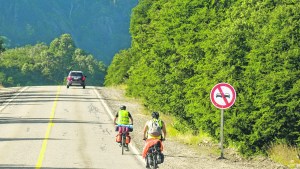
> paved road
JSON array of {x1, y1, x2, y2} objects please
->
[{"x1": 0, "y1": 86, "x2": 143, "y2": 169}]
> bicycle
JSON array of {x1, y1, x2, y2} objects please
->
[
  {"x1": 143, "y1": 138, "x2": 165, "y2": 169},
  {"x1": 116, "y1": 124, "x2": 133, "y2": 155}
]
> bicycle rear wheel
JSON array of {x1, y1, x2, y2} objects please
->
[
  {"x1": 121, "y1": 134, "x2": 125, "y2": 155},
  {"x1": 151, "y1": 154, "x2": 157, "y2": 169}
]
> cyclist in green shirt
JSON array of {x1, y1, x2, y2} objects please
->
[
  {"x1": 114, "y1": 105, "x2": 133, "y2": 126},
  {"x1": 114, "y1": 105, "x2": 134, "y2": 150}
]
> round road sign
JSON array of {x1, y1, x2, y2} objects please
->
[{"x1": 210, "y1": 83, "x2": 236, "y2": 109}]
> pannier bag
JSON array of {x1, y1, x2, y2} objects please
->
[
  {"x1": 116, "y1": 134, "x2": 131, "y2": 144},
  {"x1": 157, "y1": 153, "x2": 164, "y2": 164},
  {"x1": 126, "y1": 135, "x2": 131, "y2": 144},
  {"x1": 115, "y1": 133, "x2": 121, "y2": 143}
]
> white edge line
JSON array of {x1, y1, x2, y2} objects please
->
[
  {"x1": 93, "y1": 87, "x2": 145, "y2": 165},
  {"x1": 0, "y1": 87, "x2": 29, "y2": 112}
]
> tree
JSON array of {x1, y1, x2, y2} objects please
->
[{"x1": 0, "y1": 36, "x2": 6, "y2": 53}]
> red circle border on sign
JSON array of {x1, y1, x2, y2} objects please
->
[{"x1": 210, "y1": 83, "x2": 236, "y2": 109}]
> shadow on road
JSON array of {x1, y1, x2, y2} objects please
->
[
  {"x1": 163, "y1": 154, "x2": 202, "y2": 159},
  {"x1": 0, "y1": 138, "x2": 64, "y2": 142},
  {"x1": 123, "y1": 152, "x2": 201, "y2": 160},
  {"x1": 0, "y1": 165, "x2": 104, "y2": 169},
  {"x1": 0, "y1": 117, "x2": 110, "y2": 125},
  {"x1": 0, "y1": 88, "x2": 100, "y2": 106}
]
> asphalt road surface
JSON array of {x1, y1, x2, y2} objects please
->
[{"x1": 0, "y1": 86, "x2": 143, "y2": 169}]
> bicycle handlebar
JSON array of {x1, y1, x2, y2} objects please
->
[
  {"x1": 115, "y1": 124, "x2": 133, "y2": 128},
  {"x1": 143, "y1": 138, "x2": 165, "y2": 141}
]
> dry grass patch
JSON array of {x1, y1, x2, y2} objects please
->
[{"x1": 268, "y1": 143, "x2": 300, "y2": 168}]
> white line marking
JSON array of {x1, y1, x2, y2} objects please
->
[{"x1": 0, "y1": 87, "x2": 28, "y2": 112}]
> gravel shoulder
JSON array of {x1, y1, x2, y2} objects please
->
[{"x1": 97, "y1": 86, "x2": 287, "y2": 169}]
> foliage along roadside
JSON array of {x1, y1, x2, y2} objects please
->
[
  {"x1": 105, "y1": 0, "x2": 300, "y2": 157},
  {"x1": 0, "y1": 34, "x2": 106, "y2": 87}
]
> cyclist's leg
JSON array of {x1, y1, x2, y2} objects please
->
[
  {"x1": 118, "y1": 126, "x2": 124, "y2": 146},
  {"x1": 125, "y1": 131, "x2": 130, "y2": 151},
  {"x1": 118, "y1": 126, "x2": 124, "y2": 133},
  {"x1": 125, "y1": 126, "x2": 129, "y2": 133}
]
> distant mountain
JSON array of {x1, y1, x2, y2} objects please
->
[{"x1": 0, "y1": 0, "x2": 138, "y2": 64}]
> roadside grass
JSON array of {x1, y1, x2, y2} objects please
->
[
  {"x1": 169, "y1": 128, "x2": 213, "y2": 145},
  {"x1": 267, "y1": 143, "x2": 300, "y2": 168},
  {"x1": 115, "y1": 84, "x2": 127, "y2": 90},
  {"x1": 163, "y1": 115, "x2": 220, "y2": 156},
  {"x1": 162, "y1": 114, "x2": 214, "y2": 146}
]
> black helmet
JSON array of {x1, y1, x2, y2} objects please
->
[
  {"x1": 152, "y1": 112, "x2": 159, "y2": 119},
  {"x1": 120, "y1": 105, "x2": 126, "y2": 110}
]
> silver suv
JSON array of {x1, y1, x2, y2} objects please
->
[{"x1": 66, "y1": 71, "x2": 86, "y2": 89}]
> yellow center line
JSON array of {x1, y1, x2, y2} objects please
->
[{"x1": 35, "y1": 86, "x2": 61, "y2": 169}]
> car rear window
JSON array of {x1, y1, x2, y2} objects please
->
[{"x1": 70, "y1": 72, "x2": 83, "y2": 76}]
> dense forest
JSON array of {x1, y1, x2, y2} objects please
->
[
  {"x1": 0, "y1": 0, "x2": 138, "y2": 64},
  {"x1": 0, "y1": 34, "x2": 106, "y2": 86},
  {"x1": 105, "y1": 0, "x2": 300, "y2": 156}
]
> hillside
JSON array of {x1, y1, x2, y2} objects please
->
[{"x1": 0, "y1": 0, "x2": 138, "y2": 64}]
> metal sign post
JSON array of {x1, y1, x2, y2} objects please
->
[
  {"x1": 210, "y1": 83, "x2": 236, "y2": 159},
  {"x1": 220, "y1": 109, "x2": 224, "y2": 159}
]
